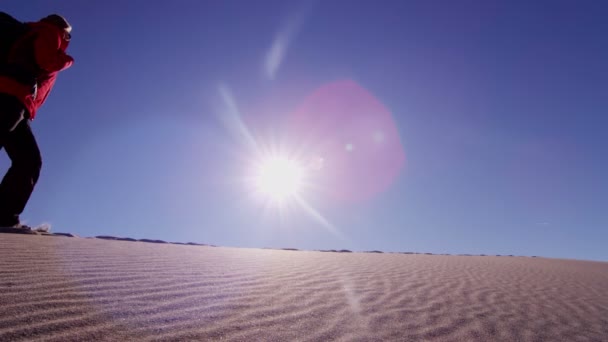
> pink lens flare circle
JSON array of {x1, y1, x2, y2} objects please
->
[{"x1": 288, "y1": 80, "x2": 406, "y2": 202}]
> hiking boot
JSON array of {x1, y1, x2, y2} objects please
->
[
  {"x1": 8, "y1": 223, "x2": 33, "y2": 230},
  {"x1": 0, "y1": 223, "x2": 38, "y2": 234}
]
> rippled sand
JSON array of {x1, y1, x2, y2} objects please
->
[{"x1": 1, "y1": 234, "x2": 607, "y2": 341}]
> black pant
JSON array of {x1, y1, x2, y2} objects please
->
[{"x1": 0, "y1": 94, "x2": 41, "y2": 226}]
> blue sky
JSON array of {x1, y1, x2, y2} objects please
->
[{"x1": 3, "y1": 1, "x2": 607, "y2": 261}]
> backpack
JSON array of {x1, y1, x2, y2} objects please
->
[{"x1": 0, "y1": 12, "x2": 29, "y2": 63}]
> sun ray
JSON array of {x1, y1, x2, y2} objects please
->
[
  {"x1": 294, "y1": 194, "x2": 347, "y2": 241},
  {"x1": 217, "y1": 84, "x2": 260, "y2": 155}
]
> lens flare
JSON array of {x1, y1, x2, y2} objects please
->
[{"x1": 287, "y1": 80, "x2": 406, "y2": 202}]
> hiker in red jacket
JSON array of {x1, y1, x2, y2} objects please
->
[{"x1": 0, "y1": 14, "x2": 74, "y2": 228}]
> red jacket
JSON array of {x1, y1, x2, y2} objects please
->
[{"x1": 0, "y1": 21, "x2": 73, "y2": 119}]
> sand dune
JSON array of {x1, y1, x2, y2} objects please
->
[{"x1": 1, "y1": 234, "x2": 607, "y2": 341}]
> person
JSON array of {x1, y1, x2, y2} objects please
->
[{"x1": 0, "y1": 14, "x2": 74, "y2": 228}]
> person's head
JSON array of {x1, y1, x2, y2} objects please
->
[{"x1": 40, "y1": 14, "x2": 72, "y2": 41}]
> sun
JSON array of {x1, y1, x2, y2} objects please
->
[{"x1": 253, "y1": 155, "x2": 305, "y2": 203}]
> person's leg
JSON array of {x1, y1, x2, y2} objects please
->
[
  {"x1": 0, "y1": 93, "x2": 28, "y2": 225},
  {"x1": 0, "y1": 117, "x2": 42, "y2": 226},
  {"x1": 0, "y1": 94, "x2": 26, "y2": 146}
]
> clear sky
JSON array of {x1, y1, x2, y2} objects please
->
[{"x1": 2, "y1": 1, "x2": 607, "y2": 261}]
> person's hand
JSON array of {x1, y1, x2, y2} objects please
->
[{"x1": 64, "y1": 54, "x2": 74, "y2": 69}]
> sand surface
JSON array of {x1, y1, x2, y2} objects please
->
[{"x1": 1, "y1": 234, "x2": 607, "y2": 341}]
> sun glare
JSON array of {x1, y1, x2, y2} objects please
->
[{"x1": 253, "y1": 156, "x2": 305, "y2": 203}]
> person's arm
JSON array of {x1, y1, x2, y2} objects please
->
[{"x1": 34, "y1": 28, "x2": 74, "y2": 73}]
